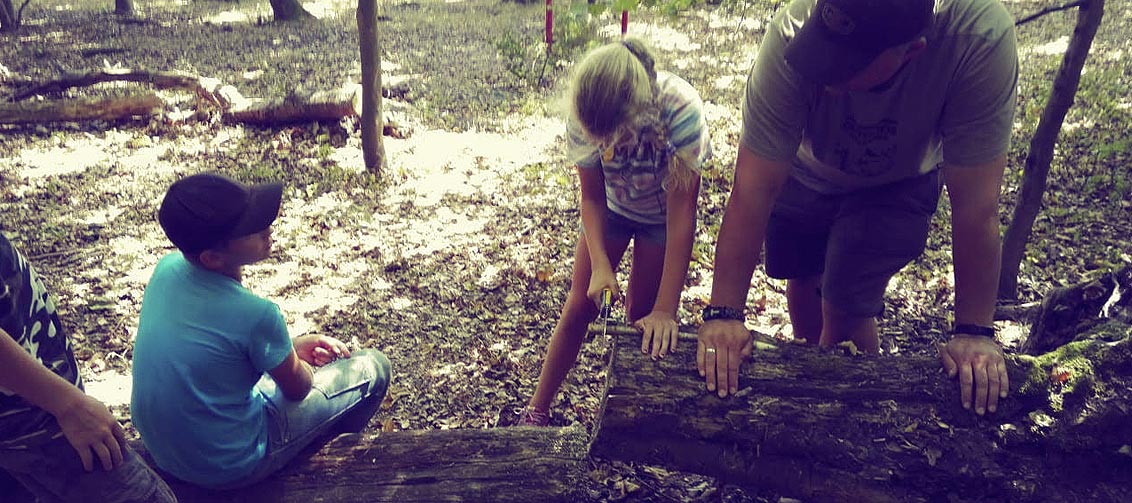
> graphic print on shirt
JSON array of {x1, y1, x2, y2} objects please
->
[
  {"x1": 602, "y1": 128, "x2": 670, "y2": 213},
  {"x1": 832, "y1": 114, "x2": 899, "y2": 178}
]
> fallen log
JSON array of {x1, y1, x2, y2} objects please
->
[
  {"x1": 3, "y1": 70, "x2": 417, "y2": 129},
  {"x1": 9, "y1": 425, "x2": 589, "y2": 502},
  {"x1": 591, "y1": 324, "x2": 1132, "y2": 503},
  {"x1": 158, "y1": 425, "x2": 587, "y2": 503},
  {"x1": 222, "y1": 85, "x2": 361, "y2": 125},
  {"x1": 0, "y1": 92, "x2": 162, "y2": 124}
]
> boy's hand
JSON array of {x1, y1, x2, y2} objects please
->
[
  {"x1": 294, "y1": 334, "x2": 350, "y2": 367},
  {"x1": 55, "y1": 394, "x2": 126, "y2": 472},
  {"x1": 635, "y1": 311, "x2": 679, "y2": 360}
]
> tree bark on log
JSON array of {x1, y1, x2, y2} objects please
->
[
  {"x1": 0, "y1": 93, "x2": 162, "y2": 124},
  {"x1": 357, "y1": 0, "x2": 387, "y2": 175},
  {"x1": 109, "y1": 426, "x2": 586, "y2": 503},
  {"x1": 999, "y1": 0, "x2": 1106, "y2": 300},
  {"x1": 591, "y1": 325, "x2": 1132, "y2": 503},
  {"x1": 222, "y1": 86, "x2": 360, "y2": 125}
]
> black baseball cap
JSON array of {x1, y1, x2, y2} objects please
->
[
  {"x1": 158, "y1": 173, "x2": 283, "y2": 254},
  {"x1": 784, "y1": 0, "x2": 934, "y2": 85}
]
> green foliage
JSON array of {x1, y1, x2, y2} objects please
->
[
  {"x1": 495, "y1": 2, "x2": 599, "y2": 87},
  {"x1": 231, "y1": 161, "x2": 284, "y2": 184},
  {"x1": 315, "y1": 133, "x2": 334, "y2": 159}
]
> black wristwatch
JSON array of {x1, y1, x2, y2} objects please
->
[
  {"x1": 702, "y1": 305, "x2": 745, "y2": 322},
  {"x1": 952, "y1": 323, "x2": 996, "y2": 338}
]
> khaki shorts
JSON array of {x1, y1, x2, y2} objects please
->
[{"x1": 765, "y1": 171, "x2": 942, "y2": 317}]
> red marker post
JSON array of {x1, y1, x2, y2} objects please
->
[
  {"x1": 621, "y1": 10, "x2": 628, "y2": 36},
  {"x1": 546, "y1": 0, "x2": 554, "y2": 47}
]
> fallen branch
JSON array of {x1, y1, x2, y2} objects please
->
[
  {"x1": 7, "y1": 69, "x2": 223, "y2": 106},
  {"x1": 0, "y1": 92, "x2": 162, "y2": 124},
  {"x1": 1015, "y1": 0, "x2": 1089, "y2": 26}
]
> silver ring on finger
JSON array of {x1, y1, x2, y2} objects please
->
[{"x1": 705, "y1": 347, "x2": 717, "y2": 354}]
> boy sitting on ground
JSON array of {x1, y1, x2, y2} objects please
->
[{"x1": 131, "y1": 172, "x2": 392, "y2": 490}]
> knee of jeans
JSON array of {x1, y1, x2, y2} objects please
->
[{"x1": 352, "y1": 349, "x2": 392, "y2": 387}]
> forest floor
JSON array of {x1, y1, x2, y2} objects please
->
[{"x1": 2, "y1": 0, "x2": 1131, "y2": 500}]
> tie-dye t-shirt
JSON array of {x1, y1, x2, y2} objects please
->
[{"x1": 566, "y1": 72, "x2": 711, "y2": 225}]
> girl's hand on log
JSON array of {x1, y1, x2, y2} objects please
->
[
  {"x1": 697, "y1": 320, "x2": 753, "y2": 398},
  {"x1": 938, "y1": 336, "x2": 1008, "y2": 415},
  {"x1": 635, "y1": 311, "x2": 678, "y2": 360}
]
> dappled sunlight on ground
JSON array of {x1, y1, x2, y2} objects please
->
[
  {"x1": 1027, "y1": 36, "x2": 1070, "y2": 56},
  {"x1": 606, "y1": 22, "x2": 702, "y2": 52},
  {"x1": 84, "y1": 370, "x2": 133, "y2": 407}
]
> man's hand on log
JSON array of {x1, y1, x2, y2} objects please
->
[
  {"x1": 938, "y1": 336, "x2": 1009, "y2": 415},
  {"x1": 697, "y1": 320, "x2": 753, "y2": 398}
]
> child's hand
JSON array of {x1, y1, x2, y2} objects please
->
[
  {"x1": 294, "y1": 334, "x2": 351, "y2": 367},
  {"x1": 635, "y1": 311, "x2": 679, "y2": 359},
  {"x1": 54, "y1": 393, "x2": 126, "y2": 472},
  {"x1": 587, "y1": 269, "x2": 620, "y2": 309}
]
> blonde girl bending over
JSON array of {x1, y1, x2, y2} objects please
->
[{"x1": 519, "y1": 38, "x2": 711, "y2": 426}]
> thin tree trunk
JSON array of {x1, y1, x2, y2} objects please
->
[
  {"x1": 269, "y1": 0, "x2": 314, "y2": 22},
  {"x1": 999, "y1": 0, "x2": 1105, "y2": 300},
  {"x1": 115, "y1": 0, "x2": 134, "y2": 16},
  {"x1": 0, "y1": 0, "x2": 17, "y2": 32},
  {"x1": 358, "y1": 0, "x2": 386, "y2": 175}
]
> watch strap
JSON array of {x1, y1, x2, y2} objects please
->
[{"x1": 702, "y1": 305, "x2": 745, "y2": 322}]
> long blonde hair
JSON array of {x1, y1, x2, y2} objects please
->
[{"x1": 567, "y1": 38, "x2": 696, "y2": 191}]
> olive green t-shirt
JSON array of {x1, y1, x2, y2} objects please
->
[{"x1": 742, "y1": 0, "x2": 1018, "y2": 194}]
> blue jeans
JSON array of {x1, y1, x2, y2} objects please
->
[{"x1": 214, "y1": 349, "x2": 391, "y2": 489}]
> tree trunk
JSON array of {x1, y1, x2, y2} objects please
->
[
  {"x1": 999, "y1": 0, "x2": 1106, "y2": 300},
  {"x1": 106, "y1": 426, "x2": 587, "y2": 503},
  {"x1": 0, "y1": 93, "x2": 162, "y2": 123},
  {"x1": 591, "y1": 325, "x2": 1132, "y2": 503},
  {"x1": 269, "y1": 0, "x2": 314, "y2": 22},
  {"x1": 0, "y1": 0, "x2": 18, "y2": 32},
  {"x1": 357, "y1": 0, "x2": 386, "y2": 175},
  {"x1": 114, "y1": 0, "x2": 134, "y2": 16}
]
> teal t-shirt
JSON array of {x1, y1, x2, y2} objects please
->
[{"x1": 131, "y1": 252, "x2": 292, "y2": 487}]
